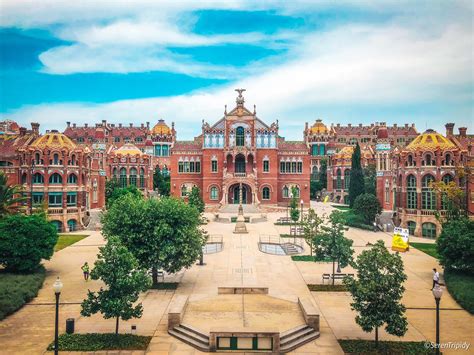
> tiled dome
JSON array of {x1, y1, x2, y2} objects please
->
[
  {"x1": 405, "y1": 129, "x2": 455, "y2": 152},
  {"x1": 30, "y1": 131, "x2": 76, "y2": 150},
  {"x1": 310, "y1": 119, "x2": 328, "y2": 134},
  {"x1": 151, "y1": 119, "x2": 171, "y2": 135}
]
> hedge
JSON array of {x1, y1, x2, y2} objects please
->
[{"x1": 47, "y1": 333, "x2": 152, "y2": 351}]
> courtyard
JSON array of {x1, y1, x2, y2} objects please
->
[{"x1": 0, "y1": 202, "x2": 472, "y2": 354}]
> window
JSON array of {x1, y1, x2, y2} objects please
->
[
  {"x1": 66, "y1": 192, "x2": 77, "y2": 206},
  {"x1": 263, "y1": 160, "x2": 269, "y2": 172},
  {"x1": 291, "y1": 162, "x2": 296, "y2": 173},
  {"x1": 423, "y1": 153, "x2": 434, "y2": 166},
  {"x1": 77, "y1": 137, "x2": 84, "y2": 143},
  {"x1": 135, "y1": 137, "x2": 143, "y2": 143},
  {"x1": 297, "y1": 162, "x2": 302, "y2": 173},
  {"x1": 70, "y1": 154, "x2": 76, "y2": 165},
  {"x1": 407, "y1": 221, "x2": 416, "y2": 236},
  {"x1": 52, "y1": 153, "x2": 60, "y2": 165},
  {"x1": 32, "y1": 192, "x2": 44, "y2": 205},
  {"x1": 422, "y1": 222, "x2": 437, "y2": 238},
  {"x1": 407, "y1": 175, "x2": 417, "y2": 209},
  {"x1": 114, "y1": 136, "x2": 120, "y2": 143},
  {"x1": 120, "y1": 168, "x2": 127, "y2": 188},
  {"x1": 112, "y1": 168, "x2": 118, "y2": 180},
  {"x1": 67, "y1": 174, "x2": 78, "y2": 184},
  {"x1": 211, "y1": 159, "x2": 218, "y2": 172},
  {"x1": 282, "y1": 186, "x2": 289, "y2": 198},
  {"x1": 441, "y1": 174, "x2": 454, "y2": 210},
  {"x1": 33, "y1": 173, "x2": 44, "y2": 184},
  {"x1": 48, "y1": 193, "x2": 62, "y2": 207},
  {"x1": 178, "y1": 161, "x2": 184, "y2": 173},
  {"x1": 311, "y1": 145, "x2": 319, "y2": 156},
  {"x1": 210, "y1": 186, "x2": 219, "y2": 200},
  {"x1": 195, "y1": 161, "x2": 201, "y2": 173},
  {"x1": 49, "y1": 173, "x2": 62, "y2": 184},
  {"x1": 292, "y1": 186, "x2": 300, "y2": 198},
  {"x1": 129, "y1": 168, "x2": 137, "y2": 186},
  {"x1": 421, "y1": 175, "x2": 435, "y2": 210},
  {"x1": 344, "y1": 169, "x2": 350, "y2": 190},
  {"x1": 21, "y1": 173, "x2": 27, "y2": 184},
  {"x1": 162, "y1": 145, "x2": 169, "y2": 156},
  {"x1": 34, "y1": 153, "x2": 41, "y2": 165},
  {"x1": 444, "y1": 153, "x2": 452, "y2": 166},
  {"x1": 236, "y1": 127, "x2": 245, "y2": 146},
  {"x1": 155, "y1": 145, "x2": 162, "y2": 156},
  {"x1": 139, "y1": 168, "x2": 145, "y2": 188},
  {"x1": 181, "y1": 185, "x2": 188, "y2": 197},
  {"x1": 336, "y1": 169, "x2": 342, "y2": 189},
  {"x1": 407, "y1": 155, "x2": 415, "y2": 167},
  {"x1": 262, "y1": 187, "x2": 270, "y2": 200},
  {"x1": 319, "y1": 145, "x2": 326, "y2": 155}
]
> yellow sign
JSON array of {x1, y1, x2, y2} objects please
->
[
  {"x1": 323, "y1": 196, "x2": 329, "y2": 203},
  {"x1": 392, "y1": 227, "x2": 409, "y2": 252}
]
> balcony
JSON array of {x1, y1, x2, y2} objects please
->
[
  {"x1": 234, "y1": 172, "x2": 247, "y2": 178},
  {"x1": 48, "y1": 208, "x2": 63, "y2": 215}
]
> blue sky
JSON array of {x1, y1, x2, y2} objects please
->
[{"x1": 0, "y1": 1, "x2": 472, "y2": 139}]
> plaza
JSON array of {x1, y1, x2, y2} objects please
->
[{"x1": 0, "y1": 202, "x2": 472, "y2": 354}]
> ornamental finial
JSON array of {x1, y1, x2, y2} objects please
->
[{"x1": 235, "y1": 88, "x2": 246, "y2": 106}]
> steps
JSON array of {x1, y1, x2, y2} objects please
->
[
  {"x1": 280, "y1": 325, "x2": 320, "y2": 353},
  {"x1": 281, "y1": 243, "x2": 300, "y2": 255},
  {"x1": 84, "y1": 209, "x2": 102, "y2": 231},
  {"x1": 168, "y1": 324, "x2": 210, "y2": 352}
]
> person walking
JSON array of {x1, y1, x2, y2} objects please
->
[
  {"x1": 432, "y1": 268, "x2": 439, "y2": 290},
  {"x1": 81, "y1": 262, "x2": 90, "y2": 281}
]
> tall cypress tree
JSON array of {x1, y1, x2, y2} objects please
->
[{"x1": 349, "y1": 143, "x2": 365, "y2": 207}]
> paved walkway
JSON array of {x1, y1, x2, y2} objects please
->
[{"x1": 0, "y1": 202, "x2": 472, "y2": 354}]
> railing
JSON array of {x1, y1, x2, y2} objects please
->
[
  {"x1": 203, "y1": 234, "x2": 223, "y2": 254},
  {"x1": 405, "y1": 209, "x2": 418, "y2": 215},
  {"x1": 259, "y1": 234, "x2": 305, "y2": 249},
  {"x1": 421, "y1": 210, "x2": 436, "y2": 216},
  {"x1": 48, "y1": 208, "x2": 63, "y2": 215},
  {"x1": 67, "y1": 207, "x2": 78, "y2": 213},
  {"x1": 234, "y1": 172, "x2": 246, "y2": 178}
]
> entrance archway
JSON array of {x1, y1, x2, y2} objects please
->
[{"x1": 228, "y1": 183, "x2": 252, "y2": 204}]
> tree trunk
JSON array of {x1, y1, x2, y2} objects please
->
[
  {"x1": 332, "y1": 259, "x2": 335, "y2": 285},
  {"x1": 115, "y1": 317, "x2": 120, "y2": 335},
  {"x1": 375, "y1": 327, "x2": 378, "y2": 348},
  {"x1": 152, "y1": 266, "x2": 158, "y2": 286},
  {"x1": 310, "y1": 240, "x2": 313, "y2": 257}
]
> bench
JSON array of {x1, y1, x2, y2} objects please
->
[
  {"x1": 218, "y1": 286, "x2": 269, "y2": 295},
  {"x1": 322, "y1": 273, "x2": 354, "y2": 284},
  {"x1": 277, "y1": 217, "x2": 292, "y2": 224},
  {"x1": 290, "y1": 227, "x2": 304, "y2": 235}
]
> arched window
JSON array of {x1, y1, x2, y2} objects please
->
[
  {"x1": 421, "y1": 174, "x2": 435, "y2": 210},
  {"x1": 33, "y1": 173, "x2": 44, "y2": 184},
  {"x1": 49, "y1": 173, "x2": 62, "y2": 184},
  {"x1": 344, "y1": 169, "x2": 351, "y2": 190},
  {"x1": 52, "y1": 153, "x2": 60, "y2": 165},
  {"x1": 67, "y1": 174, "x2": 78, "y2": 184},
  {"x1": 21, "y1": 173, "x2": 27, "y2": 184},
  {"x1": 406, "y1": 175, "x2": 417, "y2": 209},
  {"x1": 441, "y1": 174, "x2": 454, "y2": 210},
  {"x1": 210, "y1": 186, "x2": 219, "y2": 200},
  {"x1": 70, "y1": 154, "x2": 76, "y2": 166},
  {"x1": 282, "y1": 186, "x2": 289, "y2": 198},
  {"x1": 129, "y1": 168, "x2": 137, "y2": 186},
  {"x1": 236, "y1": 127, "x2": 245, "y2": 146},
  {"x1": 112, "y1": 167, "x2": 118, "y2": 180},
  {"x1": 336, "y1": 169, "x2": 342, "y2": 189},
  {"x1": 293, "y1": 186, "x2": 300, "y2": 198},
  {"x1": 262, "y1": 187, "x2": 270, "y2": 200},
  {"x1": 312, "y1": 145, "x2": 318, "y2": 156},
  {"x1": 407, "y1": 221, "x2": 416, "y2": 236},
  {"x1": 139, "y1": 168, "x2": 145, "y2": 188},
  {"x1": 119, "y1": 168, "x2": 127, "y2": 188},
  {"x1": 34, "y1": 153, "x2": 41, "y2": 165},
  {"x1": 407, "y1": 155, "x2": 415, "y2": 167},
  {"x1": 181, "y1": 185, "x2": 188, "y2": 197},
  {"x1": 423, "y1": 153, "x2": 433, "y2": 166},
  {"x1": 422, "y1": 222, "x2": 437, "y2": 238},
  {"x1": 444, "y1": 153, "x2": 451, "y2": 166}
]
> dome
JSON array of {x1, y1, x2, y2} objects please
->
[
  {"x1": 334, "y1": 146, "x2": 354, "y2": 159},
  {"x1": 310, "y1": 119, "x2": 328, "y2": 134},
  {"x1": 114, "y1": 143, "x2": 143, "y2": 156},
  {"x1": 30, "y1": 130, "x2": 76, "y2": 150},
  {"x1": 405, "y1": 129, "x2": 455, "y2": 152},
  {"x1": 151, "y1": 119, "x2": 171, "y2": 135}
]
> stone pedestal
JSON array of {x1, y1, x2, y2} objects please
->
[{"x1": 233, "y1": 204, "x2": 248, "y2": 234}]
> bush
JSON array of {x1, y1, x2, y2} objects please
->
[
  {"x1": 444, "y1": 269, "x2": 474, "y2": 314},
  {"x1": 437, "y1": 218, "x2": 474, "y2": 273},
  {"x1": 308, "y1": 284, "x2": 347, "y2": 292},
  {"x1": 338, "y1": 340, "x2": 436, "y2": 354},
  {"x1": 150, "y1": 282, "x2": 179, "y2": 290},
  {"x1": 0, "y1": 267, "x2": 46, "y2": 320},
  {"x1": 47, "y1": 333, "x2": 152, "y2": 351},
  {"x1": 0, "y1": 213, "x2": 58, "y2": 272},
  {"x1": 341, "y1": 210, "x2": 374, "y2": 230},
  {"x1": 353, "y1": 193, "x2": 381, "y2": 224},
  {"x1": 291, "y1": 255, "x2": 332, "y2": 262}
]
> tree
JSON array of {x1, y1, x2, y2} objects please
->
[
  {"x1": 153, "y1": 166, "x2": 170, "y2": 196},
  {"x1": 0, "y1": 213, "x2": 57, "y2": 272},
  {"x1": 437, "y1": 218, "x2": 474, "y2": 273},
  {"x1": 188, "y1": 186, "x2": 205, "y2": 214},
  {"x1": 319, "y1": 158, "x2": 328, "y2": 190},
  {"x1": 0, "y1": 171, "x2": 26, "y2": 216},
  {"x1": 313, "y1": 210, "x2": 354, "y2": 284},
  {"x1": 81, "y1": 237, "x2": 150, "y2": 334},
  {"x1": 431, "y1": 176, "x2": 466, "y2": 221},
  {"x1": 289, "y1": 187, "x2": 300, "y2": 233},
  {"x1": 101, "y1": 195, "x2": 206, "y2": 286},
  {"x1": 106, "y1": 185, "x2": 142, "y2": 208},
  {"x1": 363, "y1": 164, "x2": 377, "y2": 196},
  {"x1": 353, "y1": 193, "x2": 381, "y2": 224},
  {"x1": 105, "y1": 178, "x2": 120, "y2": 206},
  {"x1": 301, "y1": 208, "x2": 323, "y2": 256},
  {"x1": 349, "y1": 143, "x2": 365, "y2": 207},
  {"x1": 344, "y1": 240, "x2": 408, "y2": 348}
]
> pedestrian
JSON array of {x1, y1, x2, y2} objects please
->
[
  {"x1": 81, "y1": 262, "x2": 90, "y2": 281},
  {"x1": 432, "y1": 268, "x2": 439, "y2": 290}
]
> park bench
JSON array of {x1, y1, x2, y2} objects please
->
[
  {"x1": 277, "y1": 217, "x2": 292, "y2": 224},
  {"x1": 290, "y1": 226, "x2": 304, "y2": 235},
  {"x1": 321, "y1": 273, "x2": 354, "y2": 284}
]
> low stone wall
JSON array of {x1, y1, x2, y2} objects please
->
[
  {"x1": 298, "y1": 297, "x2": 320, "y2": 331},
  {"x1": 167, "y1": 295, "x2": 188, "y2": 330},
  {"x1": 209, "y1": 327, "x2": 280, "y2": 353},
  {"x1": 218, "y1": 286, "x2": 269, "y2": 295}
]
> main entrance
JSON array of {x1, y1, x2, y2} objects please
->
[{"x1": 228, "y1": 183, "x2": 252, "y2": 204}]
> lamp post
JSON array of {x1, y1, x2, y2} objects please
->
[
  {"x1": 53, "y1": 277, "x2": 63, "y2": 355},
  {"x1": 300, "y1": 199, "x2": 304, "y2": 223},
  {"x1": 29, "y1": 160, "x2": 35, "y2": 214},
  {"x1": 432, "y1": 285, "x2": 443, "y2": 355}
]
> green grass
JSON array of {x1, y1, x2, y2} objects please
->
[
  {"x1": 338, "y1": 339, "x2": 437, "y2": 354},
  {"x1": 150, "y1": 282, "x2": 179, "y2": 290},
  {"x1": 0, "y1": 267, "x2": 46, "y2": 320},
  {"x1": 291, "y1": 255, "x2": 332, "y2": 262},
  {"x1": 444, "y1": 269, "x2": 474, "y2": 314},
  {"x1": 47, "y1": 333, "x2": 152, "y2": 351},
  {"x1": 308, "y1": 284, "x2": 347, "y2": 292},
  {"x1": 341, "y1": 210, "x2": 374, "y2": 230},
  {"x1": 410, "y1": 242, "x2": 439, "y2": 259},
  {"x1": 55, "y1": 234, "x2": 89, "y2": 252}
]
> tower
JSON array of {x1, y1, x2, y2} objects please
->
[{"x1": 375, "y1": 124, "x2": 393, "y2": 211}]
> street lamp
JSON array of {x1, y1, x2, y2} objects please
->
[
  {"x1": 53, "y1": 277, "x2": 63, "y2": 355},
  {"x1": 300, "y1": 199, "x2": 304, "y2": 222},
  {"x1": 432, "y1": 285, "x2": 443, "y2": 355},
  {"x1": 29, "y1": 160, "x2": 35, "y2": 214}
]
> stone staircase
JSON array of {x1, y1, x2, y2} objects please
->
[
  {"x1": 168, "y1": 324, "x2": 210, "y2": 352},
  {"x1": 280, "y1": 243, "x2": 300, "y2": 255},
  {"x1": 84, "y1": 209, "x2": 102, "y2": 231},
  {"x1": 280, "y1": 325, "x2": 320, "y2": 353}
]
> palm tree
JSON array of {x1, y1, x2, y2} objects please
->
[{"x1": 0, "y1": 171, "x2": 26, "y2": 216}]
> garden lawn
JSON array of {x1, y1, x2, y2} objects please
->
[
  {"x1": 410, "y1": 242, "x2": 439, "y2": 259},
  {"x1": 55, "y1": 234, "x2": 89, "y2": 251},
  {"x1": 341, "y1": 210, "x2": 373, "y2": 230},
  {"x1": 338, "y1": 339, "x2": 436, "y2": 354},
  {"x1": 444, "y1": 269, "x2": 474, "y2": 314},
  {"x1": 47, "y1": 333, "x2": 152, "y2": 351},
  {"x1": 0, "y1": 267, "x2": 46, "y2": 320}
]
